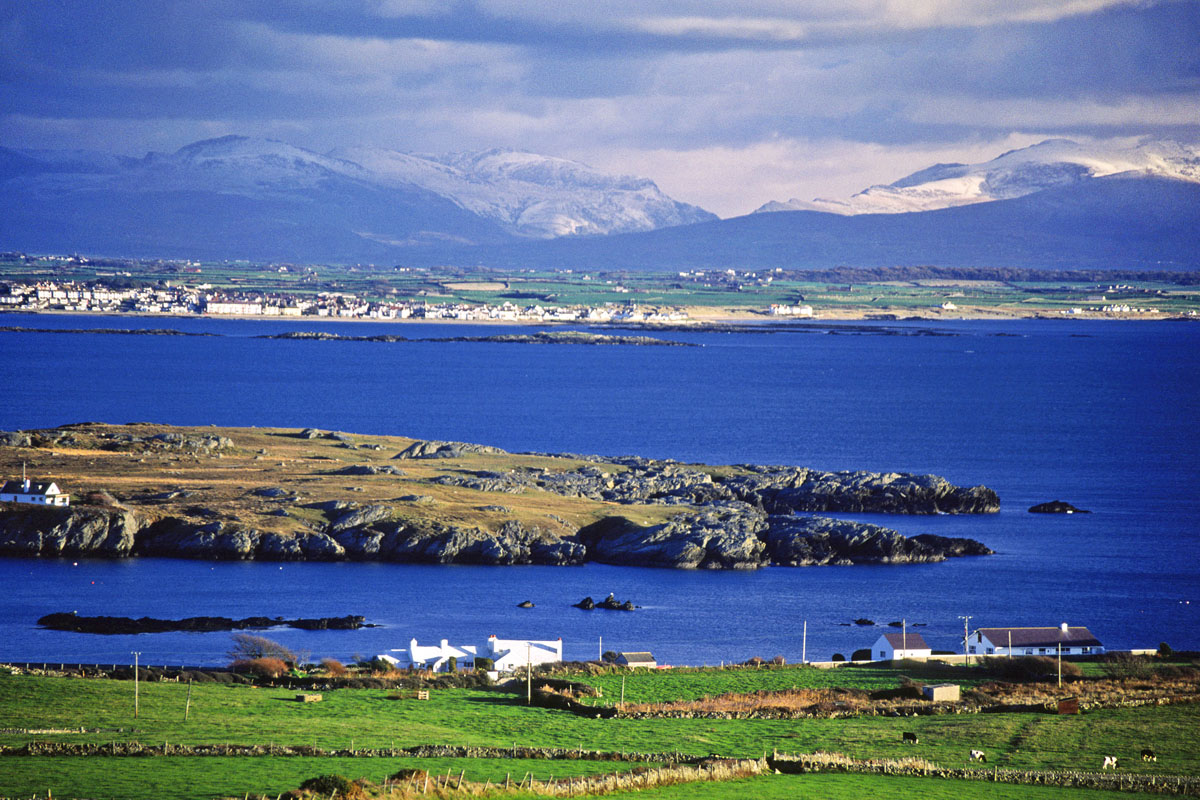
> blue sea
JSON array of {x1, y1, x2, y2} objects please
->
[{"x1": 0, "y1": 313, "x2": 1197, "y2": 666}]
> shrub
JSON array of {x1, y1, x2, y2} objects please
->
[
  {"x1": 832, "y1": 653, "x2": 846, "y2": 662},
  {"x1": 1159, "y1": 642, "x2": 1174, "y2": 657},
  {"x1": 447, "y1": 656, "x2": 457, "y2": 672},
  {"x1": 1098, "y1": 652, "x2": 1153, "y2": 680},
  {"x1": 228, "y1": 634, "x2": 296, "y2": 666},
  {"x1": 299, "y1": 774, "x2": 363, "y2": 798},
  {"x1": 601, "y1": 651, "x2": 618, "y2": 663},
  {"x1": 771, "y1": 655, "x2": 787, "y2": 666},
  {"x1": 232, "y1": 657, "x2": 288, "y2": 679},
  {"x1": 475, "y1": 656, "x2": 494, "y2": 671},
  {"x1": 851, "y1": 648, "x2": 873, "y2": 662},
  {"x1": 994, "y1": 656, "x2": 1082, "y2": 681},
  {"x1": 320, "y1": 658, "x2": 348, "y2": 677}
]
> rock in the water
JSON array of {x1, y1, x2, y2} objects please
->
[
  {"x1": 517, "y1": 600, "x2": 535, "y2": 608},
  {"x1": 764, "y1": 516, "x2": 993, "y2": 566},
  {"x1": 1029, "y1": 500, "x2": 1091, "y2": 514},
  {"x1": 855, "y1": 619, "x2": 876, "y2": 626},
  {"x1": 574, "y1": 596, "x2": 596, "y2": 610}
]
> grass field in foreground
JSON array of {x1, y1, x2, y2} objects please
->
[
  {"x1": 0, "y1": 756, "x2": 654, "y2": 800},
  {"x1": 1, "y1": 671, "x2": 1197, "y2": 800}
]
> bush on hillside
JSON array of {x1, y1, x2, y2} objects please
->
[
  {"x1": 993, "y1": 656, "x2": 1082, "y2": 681},
  {"x1": 320, "y1": 658, "x2": 347, "y2": 677},
  {"x1": 232, "y1": 657, "x2": 288, "y2": 679},
  {"x1": 228, "y1": 634, "x2": 296, "y2": 666}
]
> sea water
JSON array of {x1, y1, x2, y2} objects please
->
[{"x1": 0, "y1": 314, "x2": 1196, "y2": 665}]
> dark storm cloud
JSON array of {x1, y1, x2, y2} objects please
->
[{"x1": 1, "y1": 0, "x2": 1196, "y2": 214}]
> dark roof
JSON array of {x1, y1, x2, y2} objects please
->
[
  {"x1": 0, "y1": 480, "x2": 59, "y2": 495},
  {"x1": 881, "y1": 632, "x2": 930, "y2": 650},
  {"x1": 617, "y1": 651, "x2": 656, "y2": 663},
  {"x1": 978, "y1": 627, "x2": 1102, "y2": 648}
]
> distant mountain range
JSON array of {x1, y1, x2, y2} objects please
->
[
  {"x1": 756, "y1": 138, "x2": 1200, "y2": 216},
  {"x1": 2, "y1": 136, "x2": 1198, "y2": 270},
  {"x1": 0, "y1": 136, "x2": 714, "y2": 261}
]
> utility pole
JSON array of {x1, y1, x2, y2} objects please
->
[
  {"x1": 1057, "y1": 643, "x2": 1062, "y2": 688},
  {"x1": 598, "y1": 636, "x2": 602, "y2": 661},
  {"x1": 802, "y1": 621, "x2": 807, "y2": 664},
  {"x1": 958, "y1": 616, "x2": 972, "y2": 666},
  {"x1": 132, "y1": 651, "x2": 141, "y2": 718},
  {"x1": 526, "y1": 643, "x2": 532, "y2": 705}
]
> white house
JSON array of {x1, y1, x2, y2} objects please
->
[
  {"x1": 872, "y1": 632, "x2": 932, "y2": 661},
  {"x1": 483, "y1": 636, "x2": 563, "y2": 672},
  {"x1": 0, "y1": 479, "x2": 70, "y2": 506},
  {"x1": 380, "y1": 638, "x2": 478, "y2": 672},
  {"x1": 971, "y1": 624, "x2": 1104, "y2": 657},
  {"x1": 614, "y1": 651, "x2": 657, "y2": 669},
  {"x1": 378, "y1": 635, "x2": 562, "y2": 674}
]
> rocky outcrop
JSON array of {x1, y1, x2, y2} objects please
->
[
  {"x1": 434, "y1": 461, "x2": 998, "y2": 514},
  {"x1": 1029, "y1": 500, "x2": 1090, "y2": 513},
  {"x1": 764, "y1": 516, "x2": 993, "y2": 566},
  {"x1": 580, "y1": 504, "x2": 768, "y2": 569},
  {"x1": 37, "y1": 612, "x2": 369, "y2": 634},
  {"x1": 0, "y1": 505, "x2": 142, "y2": 557},
  {"x1": 394, "y1": 440, "x2": 507, "y2": 459},
  {"x1": 0, "y1": 502, "x2": 990, "y2": 569}
]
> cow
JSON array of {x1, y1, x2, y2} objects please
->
[
  {"x1": 902, "y1": 732, "x2": 918, "y2": 744},
  {"x1": 1142, "y1": 749, "x2": 1157, "y2": 762},
  {"x1": 1102, "y1": 756, "x2": 1118, "y2": 770},
  {"x1": 969, "y1": 750, "x2": 987, "y2": 763}
]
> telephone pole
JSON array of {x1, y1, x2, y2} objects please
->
[
  {"x1": 958, "y1": 616, "x2": 972, "y2": 666},
  {"x1": 132, "y1": 651, "x2": 141, "y2": 718}
]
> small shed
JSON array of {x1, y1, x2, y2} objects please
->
[
  {"x1": 615, "y1": 651, "x2": 657, "y2": 669},
  {"x1": 922, "y1": 684, "x2": 960, "y2": 702}
]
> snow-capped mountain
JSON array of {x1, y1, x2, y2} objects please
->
[
  {"x1": 0, "y1": 136, "x2": 716, "y2": 261},
  {"x1": 330, "y1": 145, "x2": 714, "y2": 238},
  {"x1": 757, "y1": 139, "x2": 1200, "y2": 216}
]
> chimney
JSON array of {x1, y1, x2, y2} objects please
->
[{"x1": 1060, "y1": 622, "x2": 1069, "y2": 633}]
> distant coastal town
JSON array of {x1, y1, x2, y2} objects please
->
[{"x1": 0, "y1": 279, "x2": 694, "y2": 323}]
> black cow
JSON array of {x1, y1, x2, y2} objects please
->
[
  {"x1": 902, "y1": 732, "x2": 918, "y2": 744},
  {"x1": 1142, "y1": 749, "x2": 1157, "y2": 762}
]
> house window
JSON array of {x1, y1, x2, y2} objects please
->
[
  {"x1": 987, "y1": 648, "x2": 994, "y2": 654},
  {"x1": 1039, "y1": 648, "x2": 1047, "y2": 654},
  {"x1": 1025, "y1": 649, "x2": 1033, "y2": 655},
  {"x1": 1082, "y1": 647, "x2": 1091, "y2": 653},
  {"x1": 879, "y1": 651, "x2": 886, "y2": 658},
  {"x1": 968, "y1": 646, "x2": 976, "y2": 654}
]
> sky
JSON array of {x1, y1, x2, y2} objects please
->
[{"x1": 2, "y1": 0, "x2": 1198, "y2": 217}]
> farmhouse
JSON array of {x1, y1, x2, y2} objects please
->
[
  {"x1": 381, "y1": 638, "x2": 478, "y2": 672},
  {"x1": 971, "y1": 624, "x2": 1104, "y2": 657},
  {"x1": 872, "y1": 632, "x2": 932, "y2": 660},
  {"x1": 483, "y1": 636, "x2": 563, "y2": 672},
  {"x1": 379, "y1": 636, "x2": 563, "y2": 673},
  {"x1": 614, "y1": 652, "x2": 657, "y2": 668},
  {"x1": 0, "y1": 479, "x2": 69, "y2": 506}
]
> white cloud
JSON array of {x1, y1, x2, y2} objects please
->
[{"x1": 909, "y1": 94, "x2": 1200, "y2": 128}]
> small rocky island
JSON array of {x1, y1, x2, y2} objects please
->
[
  {"x1": 0, "y1": 423, "x2": 998, "y2": 570},
  {"x1": 37, "y1": 612, "x2": 371, "y2": 635}
]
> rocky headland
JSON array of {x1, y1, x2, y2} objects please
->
[
  {"x1": 260, "y1": 330, "x2": 696, "y2": 347},
  {"x1": 0, "y1": 423, "x2": 997, "y2": 570}
]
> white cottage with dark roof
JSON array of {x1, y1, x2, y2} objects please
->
[
  {"x1": 971, "y1": 624, "x2": 1103, "y2": 657},
  {"x1": 872, "y1": 632, "x2": 932, "y2": 660},
  {"x1": 0, "y1": 479, "x2": 69, "y2": 506}
]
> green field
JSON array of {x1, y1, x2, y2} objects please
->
[{"x1": 0, "y1": 668, "x2": 1196, "y2": 799}]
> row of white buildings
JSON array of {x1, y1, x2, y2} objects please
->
[{"x1": 0, "y1": 281, "x2": 690, "y2": 324}]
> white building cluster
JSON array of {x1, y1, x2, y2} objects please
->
[
  {"x1": 377, "y1": 636, "x2": 563, "y2": 674},
  {"x1": 0, "y1": 280, "x2": 690, "y2": 324}
]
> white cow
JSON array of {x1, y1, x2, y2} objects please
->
[
  {"x1": 969, "y1": 750, "x2": 987, "y2": 763},
  {"x1": 1102, "y1": 756, "x2": 1118, "y2": 770}
]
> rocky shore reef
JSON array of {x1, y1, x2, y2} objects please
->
[
  {"x1": 0, "y1": 498, "x2": 992, "y2": 570},
  {"x1": 433, "y1": 458, "x2": 1000, "y2": 514}
]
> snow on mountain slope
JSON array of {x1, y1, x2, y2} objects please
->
[
  {"x1": 758, "y1": 139, "x2": 1200, "y2": 216},
  {"x1": 331, "y1": 145, "x2": 716, "y2": 238}
]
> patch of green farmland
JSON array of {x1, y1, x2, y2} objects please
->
[
  {"x1": 0, "y1": 756, "x2": 648, "y2": 800},
  {"x1": 610, "y1": 773, "x2": 1165, "y2": 800}
]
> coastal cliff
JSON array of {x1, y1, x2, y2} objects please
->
[{"x1": 0, "y1": 423, "x2": 997, "y2": 570}]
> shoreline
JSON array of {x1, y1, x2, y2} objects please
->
[{"x1": 1, "y1": 306, "x2": 1189, "y2": 327}]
